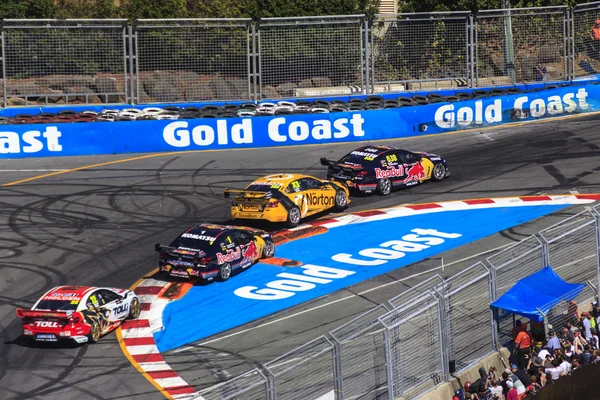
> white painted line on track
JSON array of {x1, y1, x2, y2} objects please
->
[
  {"x1": 185, "y1": 242, "x2": 514, "y2": 349},
  {"x1": 0, "y1": 169, "x2": 66, "y2": 172}
]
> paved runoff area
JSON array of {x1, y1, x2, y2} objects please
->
[{"x1": 4, "y1": 114, "x2": 600, "y2": 399}]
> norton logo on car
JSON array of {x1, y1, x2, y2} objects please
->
[{"x1": 306, "y1": 194, "x2": 335, "y2": 206}]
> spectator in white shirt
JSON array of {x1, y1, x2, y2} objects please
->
[
  {"x1": 545, "y1": 359, "x2": 562, "y2": 380},
  {"x1": 558, "y1": 356, "x2": 571, "y2": 375},
  {"x1": 581, "y1": 312, "x2": 593, "y2": 342},
  {"x1": 489, "y1": 379, "x2": 504, "y2": 399}
]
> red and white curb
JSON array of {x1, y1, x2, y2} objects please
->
[
  {"x1": 119, "y1": 194, "x2": 600, "y2": 399},
  {"x1": 119, "y1": 278, "x2": 199, "y2": 399}
]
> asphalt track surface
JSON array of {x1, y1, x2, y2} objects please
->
[{"x1": 3, "y1": 114, "x2": 600, "y2": 399}]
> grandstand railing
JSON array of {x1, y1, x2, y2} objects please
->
[{"x1": 2, "y1": 2, "x2": 600, "y2": 107}]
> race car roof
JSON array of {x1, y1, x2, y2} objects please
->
[
  {"x1": 250, "y1": 173, "x2": 306, "y2": 187},
  {"x1": 42, "y1": 286, "x2": 94, "y2": 301},
  {"x1": 181, "y1": 225, "x2": 229, "y2": 241}
]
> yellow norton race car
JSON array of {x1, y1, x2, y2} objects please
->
[{"x1": 224, "y1": 174, "x2": 350, "y2": 227}]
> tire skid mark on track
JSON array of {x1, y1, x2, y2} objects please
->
[{"x1": 119, "y1": 194, "x2": 600, "y2": 399}]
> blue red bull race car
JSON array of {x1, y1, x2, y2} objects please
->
[
  {"x1": 321, "y1": 145, "x2": 449, "y2": 195},
  {"x1": 155, "y1": 224, "x2": 275, "y2": 281}
]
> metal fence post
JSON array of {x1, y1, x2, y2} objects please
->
[
  {"x1": 537, "y1": 233, "x2": 550, "y2": 267},
  {"x1": 383, "y1": 329, "x2": 394, "y2": 400},
  {"x1": 594, "y1": 212, "x2": 600, "y2": 296},
  {"x1": 266, "y1": 370, "x2": 277, "y2": 400},
  {"x1": 127, "y1": 24, "x2": 135, "y2": 105},
  {"x1": 1, "y1": 28, "x2": 6, "y2": 107},
  {"x1": 364, "y1": 17, "x2": 370, "y2": 95},
  {"x1": 432, "y1": 287, "x2": 450, "y2": 381},
  {"x1": 255, "y1": 19, "x2": 261, "y2": 101},
  {"x1": 331, "y1": 339, "x2": 344, "y2": 400}
]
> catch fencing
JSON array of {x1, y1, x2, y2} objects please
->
[
  {"x1": 193, "y1": 203, "x2": 600, "y2": 400},
  {"x1": 3, "y1": 2, "x2": 600, "y2": 106}
]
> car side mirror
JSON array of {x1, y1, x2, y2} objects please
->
[{"x1": 320, "y1": 157, "x2": 329, "y2": 166}]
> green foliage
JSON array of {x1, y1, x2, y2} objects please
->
[
  {"x1": 0, "y1": 0, "x2": 57, "y2": 19},
  {"x1": 121, "y1": 0, "x2": 187, "y2": 20}
]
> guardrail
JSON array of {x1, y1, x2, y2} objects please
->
[
  {"x1": 193, "y1": 203, "x2": 600, "y2": 400},
  {"x1": 2, "y1": 3, "x2": 600, "y2": 107}
]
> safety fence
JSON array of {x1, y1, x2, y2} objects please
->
[
  {"x1": 194, "y1": 203, "x2": 600, "y2": 399},
  {"x1": 3, "y1": 2, "x2": 600, "y2": 107}
]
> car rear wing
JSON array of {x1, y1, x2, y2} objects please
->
[
  {"x1": 320, "y1": 157, "x2": 363, "y2": 172},
  {"x1": 16, "y1": 308, "x2": 70, "y2": 319},
  {"x1": 154, "y1": 244, "x2": 204, "y2": 258},
  {"x1": 320, "y1": 157, "x2": 336, "y2": 167},
  {"x1": 224, "y1": 189, "x2": 270, "y2": 199}
]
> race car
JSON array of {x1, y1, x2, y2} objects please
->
[
  {"x1": 16, "y1": 285, "x2": 141, "y2": 344},
  {"x1": 155, "y1": 223, "x2": 275, "y2": 281},
  {"x1": 224, "y1": 174, "x2": 350, "y2": 227},
  {"x1": 320, "y1": 145, "x2": 449, "y2": 195}
]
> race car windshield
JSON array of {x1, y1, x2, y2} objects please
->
[
  {"x1": 339, "y1": 152, "x2": 380, "y2": 165},
  {"x1": 35, "y1": 300, "x2": 79, "y2": 312},
  {"x1": 246, "y1": 184, "x2": 281, "y2": 192}
]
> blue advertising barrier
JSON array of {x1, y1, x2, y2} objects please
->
[{"x1": 1, "y1": 82, "x2": 599, "y2": 159}]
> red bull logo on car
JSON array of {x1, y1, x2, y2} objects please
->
[
  {"x1": 404, "y1": 163, "x2": 426, "y2": 183},
  {"x1": 375, "y1": 166, "x2": 404, "y2": 179},
  {"x1": 217, "y1": 248, "x2": 241, "y2": 264},
  {"x1": 242, "y1": 242, "x2": 259, "y2": 264}
]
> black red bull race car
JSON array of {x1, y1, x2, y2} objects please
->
[
  {"x1": 155, "y1": 223, "x2": 275, "y2": 281},
  {"x1": 321, "y1": 145, "x2": 449, "y2": 195},
  {"x1": 16, "y1": 285, "x2": 141, "y2": 344}
]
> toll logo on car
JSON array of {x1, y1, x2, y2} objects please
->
[
  {"x1": 113, "y1": 303, "x2": 129, "y2": 316},
  {"x1": 234, "y1": 228, "x2": 461, "y2": 300},
  {"x1": 34, "y1": 321, "x2": 59, "y2": 328}
]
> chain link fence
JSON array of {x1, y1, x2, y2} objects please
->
[
  {"x1": 5, "y1": 3, "x2": 600, "y2": 106},
  {"x1": 1, "y1": 19, "x2": 128, "y2": 107},
  {"x1": 573, "y1": 1, "x2": 600, "y2": 79},
  {"x1": 370, "y1": 12, "x2": 471, "y2": 92},
  {"x1": 196, "y1": 368, "x2": 269, "y2": 400},
  {"x1": 257, "y1": 16, "x2": 366, "y2": 99},
  {"x1": 134, "y1": 19, "x2": 252, "y2": 103},
  {"x1": 475, "y1": 7, "x2": 569, "y2": 86}
]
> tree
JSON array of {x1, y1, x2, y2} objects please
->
[
  {"x1": 121, "y1": 0, "x2": 187, "y2": 20},
  {"x1": 0, "y1": 0, "x2": 57, "y2": 19}
]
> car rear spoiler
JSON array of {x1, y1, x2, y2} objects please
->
[
  {"x1": 224, "y1": 189, "x2": 270, "y2": 198},
  {"x1": 16, "y1": 308, "x2": 70, "y2": 319},
  {"x1": 320, "y1": 157, "x2": 336, "y2": 167},
  {"x1": 154, "y1": 244, "x2": 204, "y2": 258}
]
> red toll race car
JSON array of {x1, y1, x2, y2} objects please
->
[{"x1": 16, "y1": 286, "x2": 141, "y2": 344}]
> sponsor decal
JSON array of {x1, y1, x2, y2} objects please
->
[
  {"x1": 404, "y1": 163, "x2": 426, "y2": 183},
  {"x1": 375, "y1": 165, "x2": 405, "y2": 179},
  {"x1": 332, "y1": 228, "x2": 461, "y2": 266},
  {"x1": 34, "y1": 321, "x2": 59, "y2": 328},
  {"x1": 306, "y1": 193, "x2": 335, "y2": 206},
  {"x1": 180, "y1": 233, "x2": 217, "y2": 241},
  {"x1": 217, "y1": 247, "x2": 241, "y2": 264},
  {"x1": 163, "y1": 115, "x2": 365, "y2": 148},
  {"x1": 0, "y1": 126, "x2": 62, "y2": 154},
  {"x1": 434, "y1": 89, "x2": 589, "y2": 129},
  {"x1": 113, "y1": 303, "x2": 129, "y2": 315}
]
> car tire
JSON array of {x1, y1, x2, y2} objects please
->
[
  {"x1": 377, "y1": 178, "x2": 392, "y2": 195},
  {"x1": 431, "y1": 163, "x2": 447, "y2": 181},
  {"x1": 286, "y1": 206, "x2": 301, "y2": 228},
  {"x1": 262, "y1": 239, "x2": 275, "y2": 258},
  {"x1": 333, "y1": 189, "x2": 348, "y2": 211},
  {"x1": 217, "y1": 262, "x2": 232, "y2": 282},
  {"x1": 128, "y1": 297, "x2": 141, "y2": 319},
  {"x1": 87, "y1": 321, "x2": 101, "y2": 344}
]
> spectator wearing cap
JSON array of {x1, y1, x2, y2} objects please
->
[
  {"x1": 505, "y1": 380, "x2": 518, "y2": 400},
  {"x1": 510, "y1": 364, "x2": 531, "y2": 387},
  {"x1": 514, "y1": 324, "x2": 532, "y2": 369},
  {"x1": 581, "y1": 311, "x2": 593, "y2": 342},
  {"x1": 547, "y1": 330, "x2": 561, "y2": 354},
  {"x1": 505, "y1": 368, "x2": 526, "y2": 398},
  {"x1": 527, "y1": 356, "x2": 543, "y2": 381}
]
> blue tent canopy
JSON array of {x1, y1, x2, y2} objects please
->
[{"x1": 491, "y1": 266, "x2": 585, "y2": 322}]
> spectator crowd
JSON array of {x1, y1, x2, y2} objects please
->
[{"x1": 452, "y1": 300, "x2": 600, "y2": 400}]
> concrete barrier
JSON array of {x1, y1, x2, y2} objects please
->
[{"x1": 418, "y1": 348, "x2": 511, "y2": 400}]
